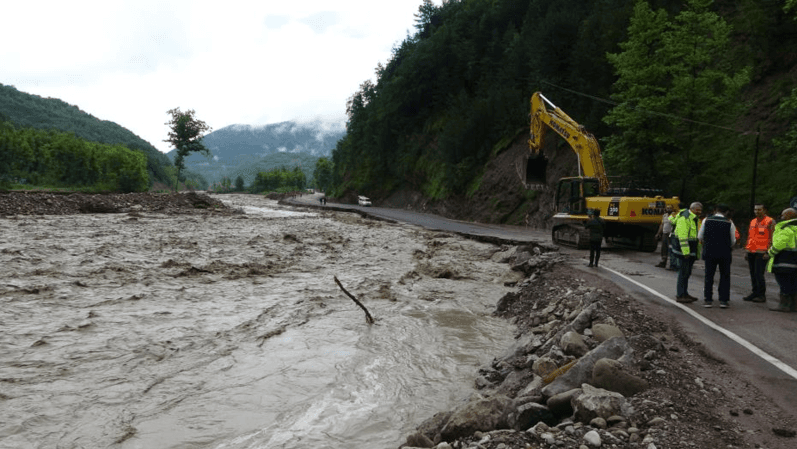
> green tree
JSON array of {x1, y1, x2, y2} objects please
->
[
  {"x1": 770, "y1": 88, "x2": 797, "y2": 202},
  {"x1": 291, "y1": 165, "x2": 306, "y2": 190},
  {"x1": 603, "y1": 0, "x2": 750, "y2": 199},
  {"x1": 313, "y1": 157, "x2": 333, "y2": 192},
  {"x1": 164, "y1": 108, "x2": 212, "y2": 191},
  {"x1": 786, "y1": 0, "x2": 797, "y2": 18},
  {"x1": 234, "y1": 175, "x2": 245, "y2": 192}
]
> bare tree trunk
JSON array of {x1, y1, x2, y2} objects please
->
[{"x1": 334, "y1": 276, "x2": 375, "y2": 325}]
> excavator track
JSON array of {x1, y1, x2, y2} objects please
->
[
  {"x1": 551, "y1": 224, "x2": 590, "y2": 250},
  {"x1": 604, "y1": 228, "x2": 659, "y2": 252}
]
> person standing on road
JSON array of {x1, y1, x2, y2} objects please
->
[
  {"x1": 668, "y1": 202, "x2": 688, "y2": 272},
  {"x1": 766, "y1": 208, "x2": 797, "y2": 312},
  {"x1": 698, "y1": 204, "x2": 737, "y2": 308},
  {"x1": 672, "y1": 202, "x2": 703, "y2": 303},
  {"x1": 585, "y1": 209, "x2": 606, "y2": 268},
  {"x1": 743, "y1": 203, "x2": 775, "y2": 303},
  {"x1": 655, "y1": 205, "x2": 675, "y2": 268}
]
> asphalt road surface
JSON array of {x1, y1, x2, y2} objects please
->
[{"x1": 288, "y1": 193, "x2": 797, "y2": 417}]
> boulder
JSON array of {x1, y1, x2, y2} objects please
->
[
  {"x1": 402, "y1": 432, "x2": 435, "y2": 448},
  {"x1": 538, "y1": 302, "x2": 606, "y2": 355},
  {"x1": 501, "y1": 332, "x2": 544, "y2": 360},
  {"x1": 546, "y1": 387, "x2": 582, "y2": 417},
  {"x1": 532, "y1": 356, "x2": 559, "y2": 378},
  {"x1": 591, "y1": 323, "x2": 624, "y2": 342},
  {"x1": 591, "y1": 358, "x2": 649, "y2": 397},
  {"x1": 541, "y1": 337, "x2": 631, "y2": 399},
  {"x1": 583, "y1": 429, "x2": 602, "y2": 447},
  {"x1": 560, "y1": 331, "x2": 588, "y2": 357},
  {"x1": 415, "y1": 410, "x2": 453, "y2": 443},
  {"x1": 511, "y1": 399, "x2": 556, "y2": 430},
  {"x1": 491, "y1": 246, "x2": 517, "y2": 263},
  {"x1": 497, "y1": 368, "x2": 538, "y2": 397},
  {"x1": 439, "y1": 395, "x2": 513, "y2": 441},
  {"x1": 517, "y1": 375, "x2": 544, "y2": 397},
  {"x1": 571, "y1": 384, "x2": 630, "y2": 423}
]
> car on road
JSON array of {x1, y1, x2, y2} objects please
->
[{"x1": 358, "y1": 196, "x2": 371, "y2": 207}]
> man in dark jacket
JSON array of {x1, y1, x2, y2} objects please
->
[
  {"x1": 698, "y1": 204, "x2": 737, "y2": 308},
  {"x1": 585, "y1": 209, "x2": 606, "y2": 267}
]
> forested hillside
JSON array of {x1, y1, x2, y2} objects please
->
[
  {"x1": 0, "y1": 121, "x2": 149, "y2": 192},
  {"x1": 331, "y1": 0, "x2": 797, "y2": 217},
  {"x1": 0, "y1": 83, "x2": 173, "y2": 186}
]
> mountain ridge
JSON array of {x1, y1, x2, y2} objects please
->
[{"x1": 167, "y1": 120, "x2": 346, "y2": 186}]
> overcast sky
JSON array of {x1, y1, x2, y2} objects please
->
[{"x1": 1, "y1": 0, "x2": 436, "y2": 153}]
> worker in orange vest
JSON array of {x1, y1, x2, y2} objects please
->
[{"x1": 743, "y1": 203, "x2": 775, "y2": 303}]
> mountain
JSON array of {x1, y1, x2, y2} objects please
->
[
  {"x1": 329, "y1": 0, "x2": 797, "y2": 221},
  {"x1": 167, "y1": 121, "x2": 345, "y2": 186},
  {"x1": 0, "y1": 83, "x2": 173, "y2": 186}
]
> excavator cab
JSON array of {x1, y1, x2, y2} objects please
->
[{"x1": 554, "y1": 177, "x2": 600, "y2": 216}]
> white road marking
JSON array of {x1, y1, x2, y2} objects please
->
[{"x1": 602, "y1": 266, "x2": 797, "y2": 381}]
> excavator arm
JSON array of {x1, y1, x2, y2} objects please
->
[{"x1": 528, "y1": 92, "x2": 610, "y2": 194}]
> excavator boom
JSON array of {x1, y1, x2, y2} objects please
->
[{"x1": 528, "y1": 92, "x2": 610, "y2": 193}]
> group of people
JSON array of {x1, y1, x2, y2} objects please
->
[{"x1": 657, "y1": 201, "x2": 797, "y2": 311}]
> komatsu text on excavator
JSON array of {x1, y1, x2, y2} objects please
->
[{"x1": 525, "y1": 92, "x2": 679, "y2": 251}]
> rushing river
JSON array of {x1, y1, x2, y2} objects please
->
[{"x1": 0, "y1": 194, "x2": 521, "y2": 449}]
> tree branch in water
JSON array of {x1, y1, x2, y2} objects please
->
[{"x1": 334, "y1": 276, "x2": 375, "y2": 325}]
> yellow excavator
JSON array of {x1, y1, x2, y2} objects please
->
[{"x1": 526, "y1": 92, "x2": 679, "y2": 251}]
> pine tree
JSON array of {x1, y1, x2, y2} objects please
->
[{"x1": 603, "y1": 0, "x2": 750, "y2": 199}]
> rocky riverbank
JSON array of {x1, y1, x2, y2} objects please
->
[
  {"x1": 0, "y1": 190, "x2": 232, "y2": 216},
  {"x1": 399, "y1": 245, "x2": 797, "y2": 449}
]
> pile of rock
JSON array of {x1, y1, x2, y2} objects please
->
[
  {"x1": 0, "y1": 191, "x2": 231, "y2": 216},
  {"x1": 399, "y1": 245, "x2": 680, "y2": 449}
]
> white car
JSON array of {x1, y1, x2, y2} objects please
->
[{"x1": 358, "y1": 196, "x2": 371, "y2": 207}]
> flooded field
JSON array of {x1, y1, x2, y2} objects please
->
[{"x1": 0, "y1": 194, "x2": 522, "y2": 449}]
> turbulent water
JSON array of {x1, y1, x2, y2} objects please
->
[{"x1": 0, "y1": 194, "x2": 522, "y2": 449}]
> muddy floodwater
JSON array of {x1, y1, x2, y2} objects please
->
[{"x1": 0, "y1": 194, "x2": 523, "y2": 449}]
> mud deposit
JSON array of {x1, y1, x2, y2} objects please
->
[{"x1": 0, "y1": 193, "x2": 524, "y2": 448}]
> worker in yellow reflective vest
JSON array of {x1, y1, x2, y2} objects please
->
[{"x1": 671, "y1": 202, "x2": 703, "y2": 303}]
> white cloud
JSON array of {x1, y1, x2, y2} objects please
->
[{"x1": 0, "y1": 0, "x2": 435, "y2": 153}]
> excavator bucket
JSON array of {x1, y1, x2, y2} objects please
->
[{"x1": 525, "y1": 155, "x2": 548, "y2": 189}]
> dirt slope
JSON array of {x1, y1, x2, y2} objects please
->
[{"x1": 379, "y1": 132, "x2": 577, "y2": 229}]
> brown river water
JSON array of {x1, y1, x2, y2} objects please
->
[{"x1": 0, "y1": 194, "x2": 522, "y2": 449}]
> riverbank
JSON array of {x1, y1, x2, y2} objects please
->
[{"x1": 398, "y1": 248, "x2": 797, "y2": 449}]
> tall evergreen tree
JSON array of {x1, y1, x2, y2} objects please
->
[
  {"x1": 313, "y1": 157, "x2": 333, "y2": 192},
  {"x1": 603, "y1": 0, "x2": 750, "y2": 199}
]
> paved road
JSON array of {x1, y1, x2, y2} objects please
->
[{"x1": 286, "y1": 193, "x2": 797, "y2": 417}]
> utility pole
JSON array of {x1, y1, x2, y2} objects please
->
[{"x1": 749, "y1": 125, "x2": 760, "y2": 215}]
